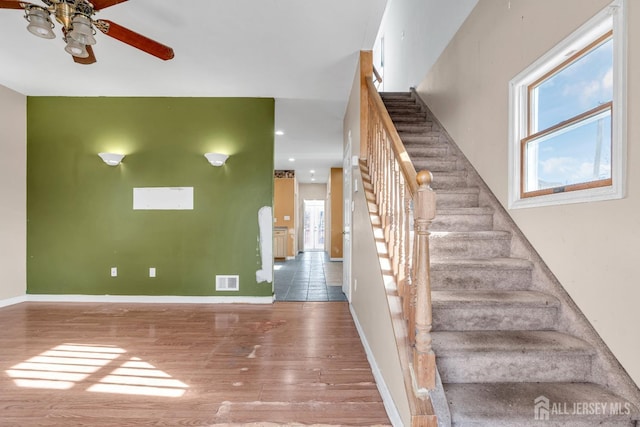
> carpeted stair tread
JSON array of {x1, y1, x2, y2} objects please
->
[
  {"x1": 436, "y1": 206, "x2": 494, "y2": 215},
  {"x1": 432, "y1": 330, "x2": 594, "y2": 355},
  {"x1": 433, "y1": 331, "x2": 596, "y2": 383},
  {"x1": 432, "y1": 290, "x2": 559, "y2": 308},
  {"x1": 431, "y1": 257, "x2": 532, "y2": 270},
  {"x1": 431, "y1": 257, "x2": 534, "y2": 291},
  {"x1": 432, "y1": 207, "x2": 494, "y2": 232},
  {"x1": 379, "y1": 91, "x2": 640, "y2": 424},
  {"x1": 431, "y1": 230, "x2": 512, "y2": 258},
  {"x1": 444, "y1": 382, "x2": 638, "y2": 426}
]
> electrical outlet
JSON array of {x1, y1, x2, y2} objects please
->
[
  {"x1": 110, "y1": 267, "x2": 117, "y2": 277},
  {"x1": 149, "y1": 267, "x2": 156, "y2": 278}
]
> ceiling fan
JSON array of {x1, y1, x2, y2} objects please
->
[{"x1": 0, "y1": 0, "x2": 174, "y2": 64}]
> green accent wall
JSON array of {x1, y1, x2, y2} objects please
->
[{"x1": 27, "y1": 97, "x2": 274, "y2": 297}]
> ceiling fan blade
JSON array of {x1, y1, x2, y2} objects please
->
[
  {"x1": 0, "y1": 0, "x2": 27, "y2": 9},
  {"x1": 95, "y1": 19, "x2": 174, "y2": 61},
  {"x1": 73, "y1": 45, "x2": 97, "y2": 65},
  {"x1": 90, "y1": 0, "x2": 128, "y2": 11}
]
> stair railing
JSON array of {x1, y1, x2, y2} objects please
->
[{"x1": 361, "y1": 52, "x2": 436, "y2": 393}]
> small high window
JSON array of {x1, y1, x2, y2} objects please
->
[{"x1": 509, "y1": 0, "x2": 626, "y2": 208}]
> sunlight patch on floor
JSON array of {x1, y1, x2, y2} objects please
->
[{"x1": 7, "y1": 343, "x2": 188, "y2": 397}]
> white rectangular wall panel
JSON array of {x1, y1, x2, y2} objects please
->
[{"x1": 133, "y1": 187, "x2": 194, "y2": 210}]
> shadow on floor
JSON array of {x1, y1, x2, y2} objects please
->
[{"x1": 274, "y1": 252, "x2": 347, "y2": 302}]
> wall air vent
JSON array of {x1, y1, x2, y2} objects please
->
[{"x1": 216, "y1": 275, "x2": 240, "y2": 291}]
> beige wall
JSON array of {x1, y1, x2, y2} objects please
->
[
  {"x1": 417, "y1": 0, "x2": 640, "y2": 384},
  {"x1": 0, "y1": 84, "x2": 26, "y2": 302},
  {"x1": 344, "y1": 59, "x2": 411, "y2": 426}
]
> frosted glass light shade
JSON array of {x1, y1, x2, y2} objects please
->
[
  {"x1": 69, "y1": 15, "x2": 96, "y2": 45},
  {"x1": 65, "y1": 37, "x2": 88, "y2": 58},
  {"x1": 26, "y1": 7, "x2": 55, "y2": 39},
  {"x1": 98, "y1": 152, "x2": 125, "y2": 166},
  {"x1": 204, "y1": 153, "x2": 229, "y2": 166}
]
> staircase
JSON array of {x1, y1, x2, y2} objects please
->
[{"x1": 379, "y1": 91, "x2": 640, "y2": 426}]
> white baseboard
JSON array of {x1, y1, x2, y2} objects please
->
[
  {"x1": 0, "y1": 295, "x2": 28, "y2": 308},
  {"x1": 23, "y1": 294, "x2": 274, "y2": 304},
  {"x1": 349, "y1": 304, "x2": 403, "y2": 427},
  {"x1": 329, "y1": 257, "x2": 343, "y2": 261}
]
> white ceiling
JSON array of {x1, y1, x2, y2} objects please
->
[{"x1": 0, "y1": 0, "x2": 387, "y2": 183}]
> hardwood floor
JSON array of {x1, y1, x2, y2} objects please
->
[{"x1": 0, "y1": 302, "x2": 390, "y2": 426}]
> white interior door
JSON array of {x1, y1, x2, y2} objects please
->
[{"x1": 303, "y1": 200, "x2": 325, "y2": 251}]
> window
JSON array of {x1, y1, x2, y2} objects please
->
[{"x1": 508, "y1": 0, "x2": 626, "y2": 208}]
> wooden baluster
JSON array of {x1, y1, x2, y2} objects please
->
[
  {"x1": 397, "y1": 176, "x2": 407, "y2": 309},
  {"x1": 403, "y1": 189, "x2": 413, "y2": 321},
  {"x1": 385, "y1": 142, "x2": 393, "y2": 245},
  {"x1": 390, "y1": 159, "x2": 400, "y2": 277},
  {"x1": 413, "y1": 170, "x2": 436, "y2": 391},
  {"x1": 368, "y1": 101, "x2": 375, "y2": 169},
  {"x1": 375, "y1": 124, "x2": 382, "y2": 205}
]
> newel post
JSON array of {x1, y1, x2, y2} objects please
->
[{"x1": 413, "y1": 170, "x2": 436, "y2": 391}]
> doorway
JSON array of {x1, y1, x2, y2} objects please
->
[{"x1": 303, "y1": 200, "x2": 325, "y2": 252}]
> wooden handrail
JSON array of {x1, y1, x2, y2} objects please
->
[
  {"x1": 359, "y1": 51, "x2": 437, "y2": 425},
  {"x1": 373, "y1": 65, "x2": 383, "y2": 84}
]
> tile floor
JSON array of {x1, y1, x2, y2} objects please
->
[{"x1": 274, "y1": 251, "x2": 348, "y2": 302}]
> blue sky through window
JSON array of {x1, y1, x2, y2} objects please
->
[{"x1": 527, "y1": 37, "x2": 613, "y2": 190}]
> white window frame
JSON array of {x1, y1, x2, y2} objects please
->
[{"x1": 508, "y1": 0, "x2": 627, "y2": 209}]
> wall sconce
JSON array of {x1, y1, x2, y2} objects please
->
[
  {"x1": 98, "y1": 152, "x2": 125, "y2": 166},
  {"x1": 204, "y1": 152, "x2": 229, "y2": 167}
]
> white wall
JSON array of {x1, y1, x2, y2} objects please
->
[
  {"x1": 416, "y1": 0, "x2": 640, "y2": 385},
  {"x1": 0, "y1": 84, "x2": 26, "y2": 302},
  {"x1": 374, "y1": 0, "x2": 478, "y2": 92}
]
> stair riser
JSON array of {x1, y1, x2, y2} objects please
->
[
  {"x1": 436, "y1": 192, "x2": 480, "y2": 208},
  {"x1": 431, "y1": 174, "x2": 468, "y2": 190},
  {"x1": 381, "y1": 98, "x2": 414, "y2": 105},
  {"x1": 430, "y1": 236, "x2": 511, "y2": 259},
  {"x1": 413, "y1": 158, "x2": 459, "y2": 172},
  {"x1": 433, "y1": 306, "x2": 558, "y2": 331},
  {"x1": 432, "y1": 214, "x2": 494, "y2": 232},
  {"x1": 449, "y1": 419, "x2": 635, "y2": 427},
  {"x1": 391, "y1": 115, "x2": 427, "y2": 123},
  {"x1": 400, "y1": 135, "x2": 441, "y2": 144},
  {"x1": 438, "y1": 353, "x2": 592, "y2": 383},
  {"x1": 382, "y1": 102, "x2": 417, "y2": 110},
  {"x1": 450, "y1": 417, "x2": 635, "y2": 426},
  {"x1": 386, "y1": 107, "x2": 423, "y2": 115},
  {"x1": 431, "y1": 268, "x2": 532, "y2": 290},
  {"x1": 405, "y1": 146, "x2": 450, "y2": 158},
  {"x1": 395, "y1": 124, "x2": 437, "y2": 134}
]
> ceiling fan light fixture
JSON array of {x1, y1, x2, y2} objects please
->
[
  {"x1": 25, "y1": 7, "x2": 55, "y2": 39},
  {"x1": 69, "y1": 14, "x2": 96, "y2": 46},
  {"x1": 64, "y1": 37, "x2": 89, "y2": 58}
]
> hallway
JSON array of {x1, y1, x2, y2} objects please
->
[{"x1": 274, "y1": 252, "x2": 347, "y2": 302}]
